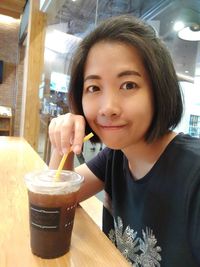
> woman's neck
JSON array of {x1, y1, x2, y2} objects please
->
[{"x1": 122, "y1": 131, "x2": 177, "y2": 180}]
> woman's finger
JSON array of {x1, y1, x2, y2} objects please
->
[{"x1": 71, "y1": 115, "x2": 86, "y2": 154}]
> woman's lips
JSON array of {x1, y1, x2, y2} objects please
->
[
  {"x1": 95, "y1": 118, "x2": 127, "y2": 131},
  {"x1": 98, "y1": 124, "x2": 126, "y2": 130}
]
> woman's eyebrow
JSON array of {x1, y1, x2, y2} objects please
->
[
  {"x1": 118, "y1": 70, "x2": 141, "y2": 77},
  {"x1": 84, "y1": 75, "x2": 101, "y2": 82},
  {"x1": 84, "y1": 70, "x2": 141, "y2": 82}
]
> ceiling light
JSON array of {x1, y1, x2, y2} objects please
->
[
  {"x1": 178, "y1": 25, "x2": 200, "y2": 41},
  {"x1": 173, "y1": 21, "x2": 185, "y2": 31},
  {"x1": 175, "y1": 8, "x2": 200, "y2": 41}
]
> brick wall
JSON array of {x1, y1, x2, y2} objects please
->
[{"x1": 0, "y1": 17, "x2": 24, "y2": 136}]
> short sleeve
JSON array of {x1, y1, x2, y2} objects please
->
[{"x1": 86, "y1": 147, "x2": 111, "y2": 182}]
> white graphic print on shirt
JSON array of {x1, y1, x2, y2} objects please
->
[{"x1": 108, "y1": 217, "x2": 162, "y2": 267}]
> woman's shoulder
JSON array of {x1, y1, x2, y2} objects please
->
[
  {"x1": 85, "y1": 147, "x2": 123, "y2": 180},
  {"x1": 161, "y1": 133, "x2": 200, "y2": 176},
  {"x1": 173, "y1": 133, "x2": 200, "y2": 155},
  {"x1": 156, "y1": 133, "x2": 200, "y2": 175}
]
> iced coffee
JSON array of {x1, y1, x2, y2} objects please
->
[{"x1": 25, "y1": 170, "x2": 84, "y2": 259}]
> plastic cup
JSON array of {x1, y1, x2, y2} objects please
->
[{"x1": 25, "y1": 170, "x2": 84, "y2": 259}]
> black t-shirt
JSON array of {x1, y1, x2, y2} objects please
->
[{"x1": 86, "y1": 133, "x2": 200, "y2": 267}]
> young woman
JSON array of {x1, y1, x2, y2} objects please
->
[{"x1": 48, "y1": 16, "x2": 200, "y2": 267}]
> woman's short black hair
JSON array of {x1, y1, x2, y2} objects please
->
[{"x1": 68, "y1": 15, "x2": 183, "y2": 143}]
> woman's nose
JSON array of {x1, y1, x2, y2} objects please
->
[{"x1": 98, "y1": 92, "x2": 121, "y2": 117}]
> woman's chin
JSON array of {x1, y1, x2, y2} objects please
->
[{"x1": 102, "y1": 141, "x2": 124, "y2": 150}]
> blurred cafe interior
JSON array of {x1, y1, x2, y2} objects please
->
[
  {"x1": 0, "y1": 1, "x2": 200, "y2": 265},
  {"x1": 0, "y1": 0, "x2": 200, "y2": 164}
]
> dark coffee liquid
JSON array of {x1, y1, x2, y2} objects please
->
[{"x1": 28, "y1": 190, "x2": 77, "y2": 258}]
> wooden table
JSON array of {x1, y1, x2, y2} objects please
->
[{"x1": 0, "y1": 137, "x2": 130, "y2": 267}]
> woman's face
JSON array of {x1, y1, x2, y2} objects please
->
[{"x1": 82, "y1": 41, "x2": 154, "y2": 149}]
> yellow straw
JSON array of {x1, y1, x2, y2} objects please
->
[{"x1": 55, "y1": 132, "x2": 94, "y2": 180}]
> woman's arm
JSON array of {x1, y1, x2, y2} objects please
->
[
  {"x1": 48, "y1": 113, "x2": 104, "y2": 202},
  {"x1": 75, "y1": 163, "x2": 104, "y2": 202}
]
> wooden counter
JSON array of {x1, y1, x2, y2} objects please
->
[{"x1": 0, "y1": 137, "x2": 130, "y2": 267}]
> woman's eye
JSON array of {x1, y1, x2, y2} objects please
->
[
  {"x1": 86, "y1": 85, "x2": 100, "y2": 93},
  {"x1": 121, "y1": 81, "x2": 137, "y2": 90}
]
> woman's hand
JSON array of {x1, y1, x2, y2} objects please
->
[{"x1": 48, "y1": 113, "x2": 86, "y2": 155}]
